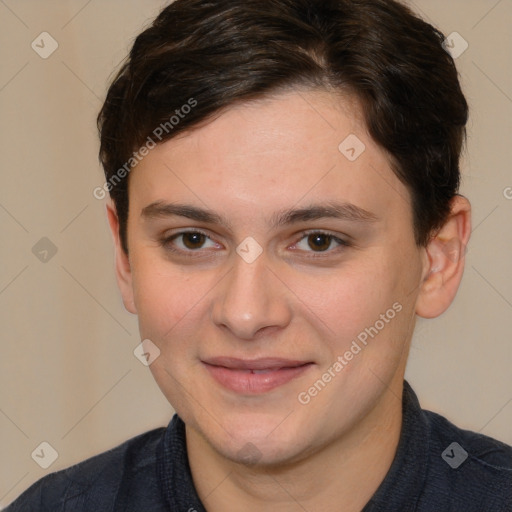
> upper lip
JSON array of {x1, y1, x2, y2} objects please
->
[{"x1": 202, "y1": 357, "x2": 312, "y2": 371}]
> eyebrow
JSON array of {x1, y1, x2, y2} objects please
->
[
  {"x1": 141, "y1": 200, "x2": 379, "y2": 229},
  {"x1": 270, "y1": 202, "x2": 378, "y2": 227}
]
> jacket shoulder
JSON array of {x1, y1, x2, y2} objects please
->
[
  {"x1": 421, "y1": 409, "x2": 512, "y2": 510},
  {"x1": 4, "y1": 427, "x2": 165, "y2": 512}
]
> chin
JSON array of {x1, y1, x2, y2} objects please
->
[
  {"x1": 222, "y1": 436, "x2": 305, "y2": 468},
  {"x1": 206, "y1": 411, "x2": 314, "y2": 467}
]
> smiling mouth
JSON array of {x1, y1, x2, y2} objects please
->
[{"x1": 202, "y1": 357, "x2": 314, "y2": 394}]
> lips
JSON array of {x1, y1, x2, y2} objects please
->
[{"x1": 202, "y1": 357, "x2": 313, "y2": 394}]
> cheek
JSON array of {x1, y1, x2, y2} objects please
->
[
  {"x1": 130, "y1": 256, "x2": 207, "y2": 339},
  {"x1": 300, "y1": 254, "x2": 416, "y2": 359},
  {"x1": 296, "y1": 260, "x2": 394, "y2": 329},
  {"x1": 131, "y1": 260, "x2": 209, "y2": 397}
]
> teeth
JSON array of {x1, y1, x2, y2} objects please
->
[{"x1": 250, "y1": 369, "x2": 274, "y2": 374}]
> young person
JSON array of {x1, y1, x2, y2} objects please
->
[{"x1": 6, "y1": 0, "x2": 512, "y2": 510}]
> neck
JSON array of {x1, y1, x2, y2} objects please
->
[{"x1": 186, "y1": 379, "x2": 404, "y2": 512}]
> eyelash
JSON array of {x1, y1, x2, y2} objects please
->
[{"x1": 158, "y1": 229, "x2": 350, "y2": 258}]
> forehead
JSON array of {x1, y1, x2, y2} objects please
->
[
  {"x1": 167, "y1": 89, "x2": 367, "y2": 165},
  {"x1": 128, "y1": 89, "x2": 411, "y2": 231}
]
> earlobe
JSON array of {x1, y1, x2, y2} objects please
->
[
  {"x1": 106, "y1": 201, "x2": 137, "y2": 315},
  {"x1": 416, "y1": 195, "x2": 471, "y2": 319}
]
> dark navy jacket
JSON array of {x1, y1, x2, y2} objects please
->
[{"x1": 5, "y1": 381, "x2": 512, "y2": 511}]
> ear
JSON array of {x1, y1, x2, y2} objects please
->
[
  {"x1": 106, "y1": 200, "x2": 137, "y2": 314},
  {"x1": 416, "y1": 195, "x2": 471, "y2": 319}
]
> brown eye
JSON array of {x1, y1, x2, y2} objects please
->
[
  {"x1": 307, "y1": 233, "x2": 332, "y2": 251},
  {"x1": 293, "y1": 231, "x2": 348, "y2": 255},
  {"x1": 182, "y1": 232, "x2": 207, "y2": 249}
]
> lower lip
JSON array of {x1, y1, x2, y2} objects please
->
[{"x1": 203, "y1": 363, "x2": 313, "y2": 394}]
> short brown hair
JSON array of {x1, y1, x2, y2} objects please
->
[{"x1": 97, "y1": 0, "x2": 468, "y2": 255}]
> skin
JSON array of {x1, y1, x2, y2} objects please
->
[{"x1": 107, "y1": 89, "x2": 471, "y2": 511}]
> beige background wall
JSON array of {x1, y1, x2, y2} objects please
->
[{"x1": 0, "y1": 0, "x2": 511, "y2": 507}]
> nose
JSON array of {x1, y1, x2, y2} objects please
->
[{"x1": 210, "y1": 252, "x2": 292, "y2": 340}]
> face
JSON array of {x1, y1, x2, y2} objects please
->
[{"x1": 114, "y1": 89, "x2": 427, "y2": 466}]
